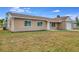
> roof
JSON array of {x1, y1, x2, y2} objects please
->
[
  {"x1": 47, "y1": 16, "x2": 69, "y2": 22},
  {"x1": 7, "y1": 12, "x2": 52, "y2": 21},
  {"x1": 7, "y1": 12, "x2": 69, "y2": 22}
]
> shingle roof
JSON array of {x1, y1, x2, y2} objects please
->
[
  {"x1": 47, "y1": 16, "x2": 69, "y2": 22},
  {"x1": 7, "y1": 12, "x2": 69, "y2": 22},
  {"x1": 7, "y1": 12, "x2": 52, "y2": 20}
]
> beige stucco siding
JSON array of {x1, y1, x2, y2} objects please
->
[
  {"x1": 50, "y1": 23, "x2": 58, "y2": 30},
  {"x1": 49, "y1": 22, "x2": 66, "y2": 30},
  {"x1": 7, "y1": 17, "x2": 15, "y2": 31},
  {"x1": 10, "y1": 19, "x2": 14, "y2": 31},
  {"x1": 13, "y1": 19, "x2": 47, "y2": 32},
  {"x1": 59, "y1": 22, "x2": 66, "y2": 30}
]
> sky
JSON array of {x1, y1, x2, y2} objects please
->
[{"x1": 0, "y1": 7, "x2": 79, "y2": 20}]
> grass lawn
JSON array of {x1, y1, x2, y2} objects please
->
[{"x1": 0, "y1": 30, "x2": 79, "y2": 52}]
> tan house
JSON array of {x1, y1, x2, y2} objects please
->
[{"x1": 6, "y1": 12, "x2": 73, "y2": 32}]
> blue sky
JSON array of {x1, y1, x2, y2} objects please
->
[{"x1": 0, "y1": 7, "x2": 79, "y2": 20}]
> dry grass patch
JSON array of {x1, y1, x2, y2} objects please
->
[{"x1": 0, "y1": 30, "x2": 79, "y2": 52}]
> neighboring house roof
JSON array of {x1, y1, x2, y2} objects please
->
[{"x1": 7, "y1": 12, "x2": 70, "y2": 22}]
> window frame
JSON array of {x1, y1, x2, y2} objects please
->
[
  {"x1": 24, "y1": 20, "x2": 32, "y2": 27},
  {"x1": 51, "y1": 22, "x2": 55, "y2": 27},
  {"x1": 37, "y1": 21, "x2": 43, "y2": 26}
]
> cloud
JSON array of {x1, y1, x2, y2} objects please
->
[
  {"x1": 25, "y1": 10, "x2": 32, "y2": 13},
  {"x1": 10, "y1": 7, "x2": 32, "y2": 13},
  {"x1": 26, "y1": 8, "x2": 31, "y2": 10},
  {"x1": 10, "y1": 7, "x2": 25, "y2": 13},
  {"x1": 0, "y1": 16, "x2": 4, "y2": 19},
  {"x1": 52, "y1": 10, "x2": 60, "y2": 12},
  {"x1": 0, "y1": 17, "x2": 1, "y2": 18},
  {"x1": 24, "y1": 8, "x2": 32, "y2": 13},
  {"x1": 23, "y1": 8, "x2": 30, "y2": 10},
  {"x1": 0, "y1": 17, "x2": 2, "y2": 19}
]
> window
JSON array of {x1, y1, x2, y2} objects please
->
[
  {"x1": 24, "y1": 20, "x2": 31, "y2": 26},
  {"x1": 51, "y1": 22, "x2": 55, "y2": 27},
  {"x1": 37, "y1": 21, "x2": 43, "y2": 26}
]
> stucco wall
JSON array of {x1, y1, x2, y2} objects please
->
[
  {"x1": 13, "y1": 19, "x2": 47, "y2": 32},
  {"x1": 65, "y1": 18, "x2": 72, "y2": 30},
  {"x1": 7, "y1": 17, "x2": 15, "y2": 31}
]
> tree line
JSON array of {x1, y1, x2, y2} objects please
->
[
  {"x1": 0, "y1": 19, "x2": 4, "y2": 27},
  {"x1": 76, "y1": 17, "x2": 79, "y2": 27}
]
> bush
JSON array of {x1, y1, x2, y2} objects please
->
[{"x1": 3, "y1": 27, "x2": 6, "y2": 30}]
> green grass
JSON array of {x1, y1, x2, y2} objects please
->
[{"x1": 0, "y1": 30, "x2": 79, "y2": 52}]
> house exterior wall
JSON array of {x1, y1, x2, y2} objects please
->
[
  {"x1": 8, "y1": 18, "x2": 73, "y2": 32},
  {"x1": 6, "y1": 13, "x2": 73, "y2": 32},
  {"x1": 50, "y1": 23, "x2": 58, "y2": 30},
  {"x1": 47, "y1": 22, "x2": 50, "y2": 30},
  {"x1": 60, "y1": 21, "x2": 66, "y2": 30},
  {"x1": 6, "y1": 13, "x2": 14, "y2": 31},
  {"x1": 13, "y1": 18, "x2": 47, "y2": 32},
  {"x1": 65, "y1": 21, "x2": 72, "y2": 30},
  {"x1": 65, "y1": 18, "x2": 72, "y2": 30},
  {"x1": 55, "y1": 18, "x2": 72, "y2": 30},
  {"x1": 49, "y1": 22, "x2": 66, "y2": 30},
  {"x1": 7, "y1": 18, "x2": 15, "y2": 31},
  {"x1": 58, "y1": 22, "x2": 72, "y2": 30},
  {"x1": 72, "y1": 23, "x2": 77, "y2": 29},
  {"x1": 56, "y1": 23, "x2": 63, "y2": 30},
  {"x1": 7, "y1": 14, "x2": 11, "y2": 29}
]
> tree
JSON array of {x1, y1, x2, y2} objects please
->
[
  {"x1": 0, "y1": 19, "x2": 5, "y2": 27},
  {"x1": 76, "y1": 17, "x2": 79, "y2": 26},
  {"x1": 57, "y1": 15, "x2": 60, "y2": 18}
]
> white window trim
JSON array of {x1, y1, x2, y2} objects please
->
[
  {"x1": 50, "y1": 22, "x2": 55, "y2": 27},
  {"x1": 24, "y1": 20, "x2": 32, "y2": 27},
  {"x1": 37, "y1": 21, "x2": 43, "y2": 27}
]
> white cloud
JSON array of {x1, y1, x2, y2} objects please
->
[
  {"x1": 23, "y1": 8, "x2": 30, "y2": 10},
  {"x1": 26, "y1": 8, "x2": 31, "y2": 10},
  {"x1": 24, "y1": 8, "x2": 32, "y2": 13},
  {"x1": 52, "y1": 10, "x2": 60, "y2": 12},
  {"x1": 25, "y1": 10, "x2": 32, "y2": 13},
  {"x1": 0, "y1": 16, "x2": 4, "y2": 19},
  {"x1": 10, "y1": 7, "x2": 25, "y2": 13},
  {"x1": 10, "y1": 7, "x2": 32, "y2": 14},
  {"x1": 0, "y1": 17, "x2": 2, "y2": 19}
]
